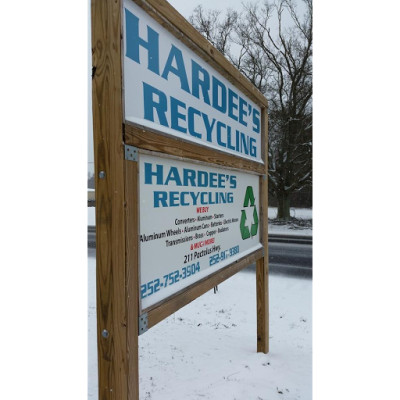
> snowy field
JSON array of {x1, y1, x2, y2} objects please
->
[
  {"x1": 268, "y1": 208, "x2": 312, "y2": 237},
  {"x1": 88, "y1": 252, "x2": 312, "y2": 400},
  {"x1": 268, "y1": 208, "x2": 312, "y2": 220}
]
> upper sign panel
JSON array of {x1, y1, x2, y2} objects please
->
[{"x1": 123, "y1": 0, "x2": 263, "y2": 164}]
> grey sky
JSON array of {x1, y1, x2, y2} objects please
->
[{"x1": 168, "y1": 0, "x2": 248, "y2": 18}]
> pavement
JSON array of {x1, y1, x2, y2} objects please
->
[{"x1": 88, "y1": 225, "x2": 312, "y2": 278}]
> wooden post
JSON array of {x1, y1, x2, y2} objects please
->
[
  {"x1": 125, "y1": 159, "x2": 140, "y2": 400},
  {"x1": 257, "y1": 107, "x2": 269, "y2": 353},
  {"x1": 91, "y1": 0, "x2": 138, "y2": 399}
]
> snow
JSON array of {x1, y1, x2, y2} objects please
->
[
  {"x1": 88, "y1": 251, "x2": 98, "y2": 400},
  {"x1": 268, "y1": 207, "x2": 312, "y2": 220},
  {"x1": 268, "y1": 224, "x2": 312, "y2": 237},
  {"x1": 88, "y1": 252, "x2": 312, "y2": 399},
  {"x1": 88, "y1": 207, "x2": 95, "y2": 226},
  {"x1": 268, "y1": 208, "x2": 312, "y2": 236}
]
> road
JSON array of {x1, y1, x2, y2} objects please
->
[
  {"x1": 88, "y1": 226, "x2": 96, "y2": 248},
  {"x1": 88, "y1": 228, "x2": 312, "y2": 278},
  {"x1": 268, "y1": 240, "x2": 312, "y2": 278}
]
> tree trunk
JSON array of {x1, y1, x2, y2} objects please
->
[{"x1": 277, "y1": 193, "x2": 291, "y2": 221}]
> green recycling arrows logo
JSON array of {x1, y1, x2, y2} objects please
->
[{"x1": 240, "y1": 186, "x2": 259, "y2": 240}]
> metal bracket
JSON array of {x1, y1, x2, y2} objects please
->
[
  {"x1": 125, "y1": 145, "x2": 138, "y2": 162},
  {"x1": 138, "y1": 313, "x2": 148, "y2": 335}
]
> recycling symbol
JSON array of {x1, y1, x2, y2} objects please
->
[{"x1": 240, "y1": 186, "x2": 259, "y2": 240}]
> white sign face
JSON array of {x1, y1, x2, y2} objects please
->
[
  {"x1": 123, "y1": 0, "x2": 263, "y2": 164},
  {"x1": 139, "y1": 153, "x2": 262, "y2": 309}
]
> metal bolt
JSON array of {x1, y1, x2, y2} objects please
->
[
  {"x1": 102, "y1": 329, "x2": 109, "y2": 339},
  {"x1": 99, "y1": 171, "x2": 106, "y2": 179}
]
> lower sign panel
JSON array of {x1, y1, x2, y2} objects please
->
[{"x1": 139, "y1": 153, "x2": 261, "y2": 309}]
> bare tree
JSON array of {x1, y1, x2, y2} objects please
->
[
  {"x1": 190, "y1": 0, "x2": 313, "y2": 220},
  {"x1": 189, "y1": 6, "x2": 238, "y2": 60}
]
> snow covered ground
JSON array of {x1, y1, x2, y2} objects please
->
[
  {"x1": 268, "y1": 208, "x2": 312, "y2": 220},
  {"x1": 88, "y1": 253, "x2": 312, "y2": 399},
  {"x1": 268, "y1": 224, "x2": 312, "y2": 236},
  {"x1": 268, "y1": 208, "x2": 312, "y2": 237}
]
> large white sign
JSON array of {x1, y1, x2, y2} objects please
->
[
  {"x1": 123, "y1": 0, "x2": 263, "y2": 164},
  {"x1": 139, "y1": 153, "x2": 262, "y2": 309}
]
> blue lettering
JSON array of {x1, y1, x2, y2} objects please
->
[
  {"x1": 161, "y1": 45, "x2": 190, "y2": 94},
  {"x1": 183, "y1": 169, "x2": 196, "y2": 186},
  {"x1": 216, "y1": 121, "x2": 227, "y2": 147},
  {"x1": 145, "y1": 163, "x2": 163, "y2": 185},
  {"x1": 226, "y1": 125, "x2": 236, "y2": 150},
  {"x1": 208, "y1": 192, "x2": 215, "y2": 205},
  {"x1": 170, "y1": 97, "x2": 187, "y2": 133},
  {"x1": 153, "y1": 190, "x2": 235, "y2": 207},
  {"x1": 154, "y1": 191, "x2": 167, "y2": 207},
  {"x1": 198, "y1": 171, "x2": 208, "y2": 187},
  {"x1": 239, "y1": 97, "x2": 248, "y2": 126},
  {"x1": 212, "y1": 77, "x2": 226, "y2": 113},
  {"x1": 191, "y1": 60, "x2": 210, "y2": 105},
  {"x1": 250, "y1": 138, "x2": 257, "y2": 157},
  {"x1": 200, "y1": 192, "x2": 207, "y2": 204},
  {"x1": 252, "y1": 109, "x2": 260, "y2": 133},
  {"x1": 202, "y1": 113, "x2": 216, "y2": 143},
  {"x1": 190, "y1": 192, "x2": 200, "y2": 205},
  {"x1": 240, "y1": 132, "x2": 249, "y2": 155},
  {"x1": 165, "y1": 167, "x2": 182, "y2": 186},
  {"x1": 188, "y1": 107, "x2": 202, "y2": 138},
  {"x1": 180, "y1": 192, "x2": 190, "y2": 206},
  {"x1": 143, "y1": 82, "x2": 169, "y2": 126},
  {"x1": 209, "y1": 173, "x2": 218, "y2": 188},
  {"x1": 125, "y1": 9, "x2": 160, "y2": 75},
  {"x1": 217, "y1": 174, "x2": 226, "y2": 188},
  {"x1": 228, "y1": 89, "x2": 238, "y2": 121},
  {"x1": 169, "y1": 191, "x2": 180, "y2": 207}
]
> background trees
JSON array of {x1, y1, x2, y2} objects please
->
[{"x1": 190, "y1": 0, "x2": 312, "y2": 220}]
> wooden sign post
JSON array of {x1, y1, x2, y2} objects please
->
[{"x1": 91, "y1": 0, "x2": 268, "y2": 399}]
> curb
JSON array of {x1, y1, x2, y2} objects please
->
[{"x1": 268, "y1": 234, "x2": 312, "y2": 245}]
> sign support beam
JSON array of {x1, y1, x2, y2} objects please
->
[
  {"x1": 91, "y1": 0, "x2": 138, "y2": 399},
  {"x1": 256, "y1": 108, "x2": 269, "y2": 353}
]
